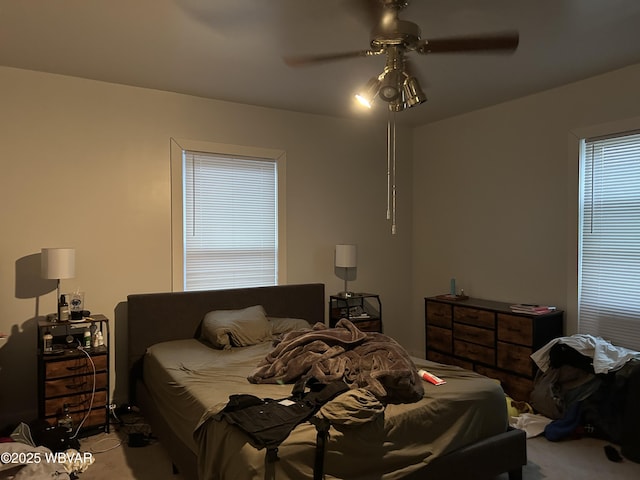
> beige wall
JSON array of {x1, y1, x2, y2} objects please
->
[
  {"x1": 4, "y1": 60, "x2": 640, "y2": 429},
  {"x1": 0, "y1": 66, "x2": 412, "y2": 426},
  {"x1": 412, "y1": 63, "x2": 640, "y2": 354}
]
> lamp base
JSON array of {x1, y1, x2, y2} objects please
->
[{"x1": 337, "y1": 291, "x2": 354, "y2": 298}]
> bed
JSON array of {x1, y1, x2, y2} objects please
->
[{"x1": 127, "y1": 283, "x2": 526, "y2": 479}]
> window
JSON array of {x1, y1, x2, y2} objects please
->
[
  {"x1": 171, "y1": 139, "x2": 287, "y2": 291},
  {"x1": 579, "y1": 130, "x2": 640, "y2": 350}
]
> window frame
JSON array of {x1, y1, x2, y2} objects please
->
[
  {"x1": 170, "y1": 138, "x2": 287, "y2": 292},
  {"x1": 570, "y1": 116, "x2": 640, "y2": 351}
]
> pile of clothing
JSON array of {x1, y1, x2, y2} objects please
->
[
  {"x1": 528, "y1": 334, "x2": 640, "y2": 462},
  {"x1": 0, "y1": 422, "x2": 94, "y2": 479}
]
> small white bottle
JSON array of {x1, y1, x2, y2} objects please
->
[
  {"x1": 43, "y1": 331, "x2": 53, "y2": 353},
  {"x1": 83, "y1": 329, "x2": 91, "y2": 348},
  {"x1": 93, "y1": 331, "x2": 104, "y2": 348}
]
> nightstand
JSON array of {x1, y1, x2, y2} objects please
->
[
  {"x1": 329, "y1": 293, "x2": 382, "y2": 333},
  {"x1": 37, "y1": 315, "x2": 110, "y2": 437}
]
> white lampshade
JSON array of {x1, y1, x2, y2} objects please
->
[
  {"x1": 41, "y1": 248, "x2": 76, "y2": 279},
  {"x1": 335, "y1": 244, "x2": 357, "y2": 268}
]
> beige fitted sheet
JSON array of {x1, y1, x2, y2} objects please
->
[{"x1": 143, "y1": 339, "x2": 508, "y2": 480}]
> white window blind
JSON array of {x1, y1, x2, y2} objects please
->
[
  {"x1": 183, "y1": 151, "x2": 278, "y2": 291},
  {"x1": 579, "y1": 130, "x2": 640, "y2": 351}
]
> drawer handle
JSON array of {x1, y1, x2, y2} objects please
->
[
  {"x1": 65, "y1": 382, "x2": 87, "y2": 390},
  {"x1": 65, "y1": 365, "x2": 86, "y2": 371}
]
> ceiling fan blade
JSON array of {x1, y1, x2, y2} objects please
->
[
  {"x1": 417, "y1": 31, "x2": 519, "y2": 54},
  {"x1": 283, "y1": 49, "x2": 378, "y2": 67}
]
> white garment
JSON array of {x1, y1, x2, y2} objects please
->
[
  {"x1": 0, "y1": 442, "x2": 70, "y2": 480},
  {"x1": 509, "y1": 413, "x2": 552, "y2": 438},
  {"x1": 531, "y1": 334, "x2": 640, "y2": 374}
]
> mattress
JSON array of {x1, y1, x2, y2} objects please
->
[{"x1": 143, "y1": 338, "x2": 508, "y2": 480}]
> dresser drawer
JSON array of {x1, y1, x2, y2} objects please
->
[
  {"x1": 45, "y1": 354, "x2": 108, "y2": 379},
  {"x1": 475, "y1": 365, "x2": 534, "y2": 401},
  {"x1": 497, "y1": 341, "x2": 534, "y2": 377},
  {"x1": 454, "y1": 323, "x2": 495, "y2": 347},
  {"x1": 45, "y1": 372, "x2": 108, "y2": 398},
  {"x1": 454, "y1": 307, "x2": 495, "y2": 329},
  {"x1": 69, "y1": 407, "x2": 107, "y2": 429},
  {"x1": 352, "y1": 319, "x2": 381, "y2": 332},
  {"x1": 427, "y1": 325, "x2": 452, "y2": 353},
  {"x1": 428, "y1": 350, "x2": 474, "y2": 370},
  {"x1": 44, "y1": 406, "x2": 108, "y2": 429},
  {"x1": 426, "y1": 301, "x2": 452, "y2": 328},
  {"x1": 454, "y1": 340, "x2": 495, "y2": 366},
  {"x1": 505, "y1": 376, "x2": 534, "y2": 402},
  {"x1": 497, "y1": 314, "x2": 533, "y2": 346},
  {"x1": 45, "y1": 390, "x2": 107, "y2": 417}
]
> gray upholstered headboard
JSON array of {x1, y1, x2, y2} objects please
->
[{"x1": 127, "y1": 283, "x2": 325, "y2": 385}]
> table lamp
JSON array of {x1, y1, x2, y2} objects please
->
[
  {"x1": 335, "y1": 244, "x2": 357, "y2": 297},
  {"x1": 41, "y1": 247, "x2": 76, "y2": 321}
]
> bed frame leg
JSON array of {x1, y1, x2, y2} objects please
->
[
  {"x1": 172, "y1": 463, "x2": 180, "y2": 475},
  {"x1": 508, "y1": 467, "x2": 522, "y2": 480}
]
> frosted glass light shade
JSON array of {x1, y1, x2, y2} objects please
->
[
  {"x1": 41, "y1": 248, "x2": 76, "y2": 279},
  {"x1": 335, "y1": 244, "x2": 357, "y2": 268}
]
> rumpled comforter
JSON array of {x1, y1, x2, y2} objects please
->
[{"x1": 247, "y1": 319, "x2": 424, "y2": 404}]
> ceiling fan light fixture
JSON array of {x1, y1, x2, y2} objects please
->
[
  {"x1": 389, "y1": 99, "x2": 405, "y2": 112},
  {"x1": 403, "y1": 76, "x2": 427, "y2": 107},
  {"x1": 378, "y1": 69, "x2": 402, "y2": 102},
  {"x1": 355, "y1": 77, "x2": 381, "y2": 108}
]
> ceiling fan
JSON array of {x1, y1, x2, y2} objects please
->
[{"x1": 284, "y1": 0, "x2": 520, "y2": 112}]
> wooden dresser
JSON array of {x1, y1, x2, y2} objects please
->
[
  {"x1": 425, "y1": 296, "x2": 563, "y2": 401},
  {"x1": 39, "y1": 350, "x2": 109, "y2": 432},
  {"x1": 37, "y1": 315, "x2": 110, "y2": 436}
]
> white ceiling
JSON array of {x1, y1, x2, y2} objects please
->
[{"x1": 2, "y1": 0, "x2": 640, "y2": 127}]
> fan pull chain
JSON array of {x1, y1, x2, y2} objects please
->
[
  {"x1": 386, "y1": 117, "x2": 392, "y2": 221},
  {"x1": 387, "y1": 110, "x2": 397, "y2": 235}
]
